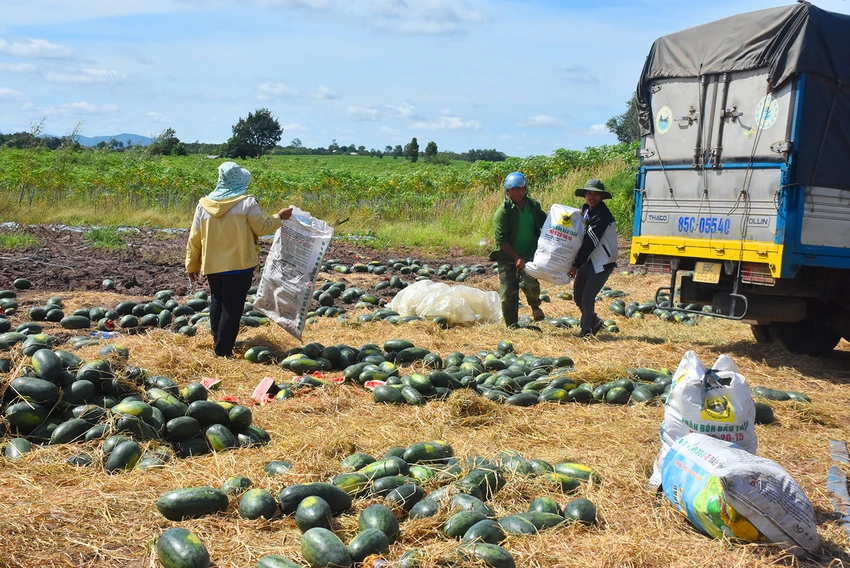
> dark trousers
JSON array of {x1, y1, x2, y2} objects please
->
[
  {"x1": 496, "y1": 261, "x2": 541, "y2": 327},
  {"x1": 207, "y1": 271, "x2": 253, "y2": 356},
  {"x1": 574, "y1": 262, "x2": 615, "y2": 335}
]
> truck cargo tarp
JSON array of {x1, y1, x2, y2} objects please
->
[{"x1": 636, "y1": 2, "x2": 850, "y2": 191}]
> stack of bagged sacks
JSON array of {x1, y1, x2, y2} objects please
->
[{"x1": 649, "y1": 351, "x2": 819, "y2": 556}]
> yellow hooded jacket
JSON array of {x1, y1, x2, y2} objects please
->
[{"x1": 185, "y1": 195, "x2": 281, "y2": 276}]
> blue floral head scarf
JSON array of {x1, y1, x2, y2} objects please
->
[{"x1": 207, "y1": 161, "x2": 251, "y2": 200}]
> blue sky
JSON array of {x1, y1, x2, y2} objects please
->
[{"x1": 1, "y1": 0, "x2": 849, "y2": 157}]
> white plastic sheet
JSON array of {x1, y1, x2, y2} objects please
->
[
  {"x1": 253, "y1": 207, "x2": 333, "y2": 341},
  {"x1": 387, "y1": 280, "x2": 502, "y2": 325}
]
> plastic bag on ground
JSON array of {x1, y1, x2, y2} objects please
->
[
  {"x1": 523, "y1": 203, "x2": 584, "y2": 285},
  {"x1": 387, "y1": 280, "x2": 502, "y2": 325},
  {"x1": 253, "y1": 207, "x2": 333, "y2": 341},
  {"x1": 650, "y1": 350, "x2": 757, "y2": 489},
  {"x1": 660, "y1": 433, "x2": 819, "y2": 556}
]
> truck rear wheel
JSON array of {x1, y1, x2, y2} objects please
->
[
  {"x1": 751, "y1": 325, "x2": 773, "y2": 344},
  {"x1": 769, "y1": 318, "x2": 840, "y2": 356}
]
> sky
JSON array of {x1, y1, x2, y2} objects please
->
[{"x1": 2, "y1": 0, "x2": 850, "y2": 157}]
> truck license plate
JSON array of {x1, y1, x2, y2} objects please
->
[{"x1": 693, "y1": 261, "x2": 721, "y2": 284}]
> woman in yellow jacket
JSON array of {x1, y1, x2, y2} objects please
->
[{"x1": 185, "y1": 161, "x2": 291, "y2": 357}]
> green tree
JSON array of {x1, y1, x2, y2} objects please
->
[
  {"x1": 393, "y1": 144, "x2": 403, "y2": 159},
  {"x1": 149, "y1": 128, "x2": 187, "y2": 156},
  {"x1": 404, "y1": 137, "x2": 419, "y2": 162},
  {"x1": 384, "y1": 145, "x2": 393, "y2": 154},
  {"x1": 290, "y1": 137, "x2": 302, "y2": 148},
  {"x1": 424, "y1": 140, "x2": 438, "y2": 162},
  {"x1": 224, "y1": 108, "x2": 282, "y2": 159},
  {"x1": 606, "y1": 94, "x2": 640, "y2": 143}
]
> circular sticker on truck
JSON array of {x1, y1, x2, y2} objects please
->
[
  {"x1": 656, "y1": 106, "x2": 673, "y2": 134},
  {"x1": 754, "y1": 95, "x2": 779, "y2": 130}
]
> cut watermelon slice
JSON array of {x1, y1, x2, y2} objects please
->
[{"x1": 251, "y1": 376, "x2": 278, "y2": 404}]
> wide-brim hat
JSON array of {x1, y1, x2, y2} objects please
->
[{"x1": 575, "y1": 178, "x2": 612, "y2": 200}]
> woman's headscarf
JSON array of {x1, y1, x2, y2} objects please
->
[{"x1": 206, "y1": 161, "x2": 251, "y2": 201}]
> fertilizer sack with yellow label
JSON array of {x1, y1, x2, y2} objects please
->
[
  {"x1": 523, "y1": 204, "x2": 584, "y2": 285},
  {"x1": 661, "y1": 433, "x2": 818, "y2": 555},
  {"x1": 650, "y1": 350, "x2": 756, "y2": 489}
]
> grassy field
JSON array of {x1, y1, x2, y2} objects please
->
[
  {"x1": 0, "y1": 146, "x2": 636, "y2": 253},
  {"x1": 1, "y1": 268, "x2": 849, "y2": 567}
]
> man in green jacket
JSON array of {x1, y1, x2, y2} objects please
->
[{"x1": 489, "y1": 171, "x2": 548, "y2": 327}]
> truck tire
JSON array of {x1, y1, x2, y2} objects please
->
[
  {"x1": 769, "y1": 319, "x2": 840, "y2": 356},
  {"x1": 751, "y1": 325, "x2": 773, "y2": 344}
]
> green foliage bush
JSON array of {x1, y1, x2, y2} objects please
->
[{"x1": 0, "y1": 142, "x2": 639, "y2": 250}]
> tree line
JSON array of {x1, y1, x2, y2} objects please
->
[{"x1": 0, "y1": 108, "x2": 508, "y2": 163}]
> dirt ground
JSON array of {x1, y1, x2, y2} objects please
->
[{"x1": 0, "y1": 224, "x2": 501, "y2": 297}]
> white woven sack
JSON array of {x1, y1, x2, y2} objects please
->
[
  {"x1": 253, "y1": 207, "x2": 333, "y2": 341},
  {"x1": 523, "y1": 203, "x2": 584, "y2": 285},
  {"x1": 650, "y1": 350, "x2": 757, "y2": 488},
  {"x1": 660, "y1": 433, "x2": 818, "y2": 555}
]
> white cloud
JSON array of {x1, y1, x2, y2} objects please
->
[
  {"x1": 517, "y1": 115, "x2": 561, "y2": 127},
  {"x1": 257, "y1": 0, "x2": 486, "y2": 35},
  {"x1": 388, "y1": 102, "x2": 415, "y2": 117},
  {"x1": 563, "y1": 64, "x2": 600, "y2": 85},
  {"x1": 258, "y1": 0, "x2": 332, "y2": 9},
  {"x1": 314, "y1": 85, "x2": 340, "y2": 100},
  {"x1": 62, "y1": 101, "x2": 118, "y2": 113},
  {"x1": 258, "y1": 82, "x2": 300, "y2": 99},
  {"x1": 347, "y1": 105, "x2": 380, "y2": 121},
  {"x1": 410, "y1": 115, "x2": 481, "y2": 131},
  {"x1": 590, "y1": 123, "x2": 609, "y2": 134},
  {"x1": 148, "y1": 111, "x2": 169, "y2": 123},
  {"x1": 282, "y1": 123, "x2": 308, "y2": 132},
  {"x1": 369, "y1": 0, "x2": 487, "y2": 35},
  {"x1": 380, "y1": 125, "x2": 399, "y2": 134},
  {"x1": 0, "y1": 62, "x2": 37, "y2": 73},
  {"x1": 0, "y1": 38, "x2": 69, "y2": 59},
  {"x1": 46, "y1": 68, "x2": 125, "y2": 84},
  {"x1": 0, "y1": 87, "x2": 24, "y2": 99}
]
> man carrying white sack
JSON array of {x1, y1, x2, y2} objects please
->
[
  {"x1": 568, "y1": 178, "x2": 618, "y2": 338},
  {"x1": 489, "y1": 171, "x2": 547, "y2": 328}
]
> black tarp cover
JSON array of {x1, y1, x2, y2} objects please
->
[
  {"x1": 636, "y1": 2, "x2": 850, "y2": 190},
  {"x1": 637, "y1": 2, "x2": 850, "y2": 133}
]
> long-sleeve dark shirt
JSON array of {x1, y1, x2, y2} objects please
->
[{"x1": 574, "y1": 201, "x2": 616, "y2": 269}]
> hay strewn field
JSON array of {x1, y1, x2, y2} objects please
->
[{"x1": 2, "y1": 271, "x2": 850, "y2": 568}]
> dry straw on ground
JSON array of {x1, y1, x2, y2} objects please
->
[{"x1": 2, "y1": 272, "x2": 850, "y2": 567}]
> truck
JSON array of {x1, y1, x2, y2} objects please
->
[{"x1": 629, "y1": 2, "x2": 850, "y2": 356}]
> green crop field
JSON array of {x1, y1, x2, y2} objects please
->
[{"x1": 0, "y1": 144, "x2": 637, "y2": 252}]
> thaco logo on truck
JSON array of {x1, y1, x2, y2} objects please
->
[{"x1": 646, "y1": 214, "x2": 669, "y2": 223}]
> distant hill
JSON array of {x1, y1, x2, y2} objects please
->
[{"x1": 74, "y1": 133, "x2": 153, "y2": 147}]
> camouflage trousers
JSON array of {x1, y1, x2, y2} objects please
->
[{"x1": 496, "y1": 262, "x2": 541, "y2": 327}]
